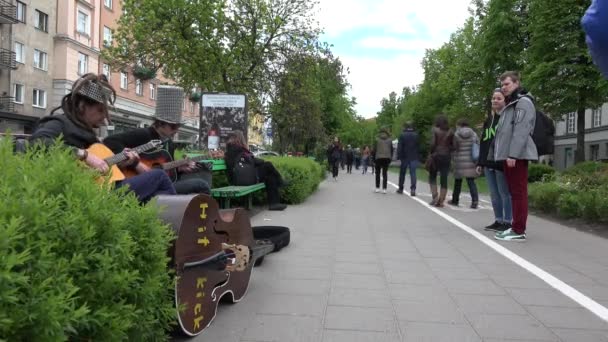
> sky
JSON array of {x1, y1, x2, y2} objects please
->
[{"x1": 316, "y1": 0, "x2": 473, "y2": 119}]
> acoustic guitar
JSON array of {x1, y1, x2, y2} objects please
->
[
  {"x1": 123, "y1": 149, "x2": 211, "y2": 181},
  {"x1": 87, "y1": 140, "x2": 162, "y2": 184}
]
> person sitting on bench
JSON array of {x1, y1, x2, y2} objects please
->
[{"x1": 224, "y1": 130, "x2": 288, "y2": 211}]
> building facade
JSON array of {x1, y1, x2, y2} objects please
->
[
  {"x1": 0, "y1": 0, "x2": 201, "y2": 145},
  {"x1": 553, "y1": 102, "x2": 608, "y2": 170}
]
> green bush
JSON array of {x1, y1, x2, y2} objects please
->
[
  {"x1": 266, "y1": 157, "x2": 324, "y2": 204},
  {"x1": 578, "y1": 190, "x2": 600, "y2": 221},
  {"x1": 528, "y1": 182, "x2": 563, "y2": 213},
  {"x1": 562, "y1": 161, "x2": 608, "y2": 176},
  {"x1": 595, "y1": 191, "x2": 608, "y2": 224},
  {"x1": 528, "y1": 163, "x2": 556, "y2": 183},
  {"x1": 0, "y1": 140, "x2": 175, "y2": 341},
  {"x1": 556, "y1": 192, "x2": 580, "y2": 219}
]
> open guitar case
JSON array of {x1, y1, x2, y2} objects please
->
[{"x1": 252, "y1": 226, "x2": 290, "y2": 266}]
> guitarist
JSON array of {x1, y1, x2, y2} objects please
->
[
  {"x1": 103, "y1": 85, "x2": 211, "y2": 195},
  {"x1": 29, "y1": 73, "x2": 176, "y2": 203}
]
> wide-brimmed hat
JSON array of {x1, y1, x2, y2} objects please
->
[{"x1": 154, "y1": 85, "x2": 184, "y2": 124}]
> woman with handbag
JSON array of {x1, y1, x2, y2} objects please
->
[
  {"x1": 225, "y1": 130, "x2": 287, "y2": 211},
  {"x1": 448, "y1": 118, "x2": 479, "y2": 208},
  {"x1": 427, "y1": 115, "x2": 453, "y2": 207}
]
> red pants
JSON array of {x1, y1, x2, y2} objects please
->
[{"x1": 504, "y1": 160, "x2": 529, "y2": 234}]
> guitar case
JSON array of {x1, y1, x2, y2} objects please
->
[{"x1": 252, "y1": 226, "x2": 290, "y2": 266}]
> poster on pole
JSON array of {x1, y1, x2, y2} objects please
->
[{"x1": 199, "y1": 93, "x2": 248, "y2": 149}]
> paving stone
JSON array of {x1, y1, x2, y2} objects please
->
[
  {"x1": 393, "y1": 300, "x2": 466, "y2": 324},
  {"x1": 505, "y1": 288, "x2": 580, "y2": 308},
  {"x1": 388, "y1": 283, "x2": 453, "y2": 303},
  {"x1": 466, "y1": 313, "x2": 559, "y2": 341},
  {"x1": 324, "y1": 306, "x2": 398, "y2": 333},
  {"x1": 332, "y1": 273, "x2": 388, "y2": 290},
  {"x1": 321, "y1": 330, "x2": 401, "y2": 342},
  {"x1": 333, "y1": 262, "x2": 383, "y2": 275},
  {"x1": 551, "y1": 328, "x2": 608, "y2": 341},
  {"x1": 276, "y1": 266, "x2": 332, "y2": 280},
  {"x1": 335, "y1": 252, "x2": 379, "y2": 264},
  {"x1": 451, "y1": 294, "x2": 528, "y2": 315},
  {"x1": 240, "y1": 314, "x2": 322, "y2": 342},
  {"x1": 441, "y1": 279, "x2": 507, "y2": 295},
  {"x1": 267, "y1": 279, "x2": 330, "y2": 296},
  {"x1": 328, "y1": 288, "x2": 392, "y2": 308},
  {"x1": 525, "y1": 306, "x2": 608, "y2": 330},
  {"x1": 254, "y1": 294, "x2": 325, "y2": 316},
  {"x1": 400, "y1": 322, "x2": 481, "y2": 342},
  {"x1": 490, "y1": 274, "x2": 550, "y2": 289},
  {"x1": 386, "y1": 270, "x2": 439, "y2": 285},
  {"x1": 431, "y1": 266, "x2": 489, "y2": 280}
]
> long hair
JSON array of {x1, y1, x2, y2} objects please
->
[
  {"x1": 434, "y1": 114, "x2": 449, "y2": 131},
  {"x1": 50, "y1": 73, "x2": 116, "y2": 131},
  {"x1": 228, "y1": 130, "x2": 247, "y2": 148}
]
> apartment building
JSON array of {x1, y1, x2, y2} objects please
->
[{"x1": 553, "y1": 103, "x2": 608, "y2": 170}]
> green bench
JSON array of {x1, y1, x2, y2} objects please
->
[{"x1": 185, "y1": 153, "x2": 266, "y2": 209}]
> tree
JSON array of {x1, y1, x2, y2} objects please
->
[{"x1": 525, "y1": 0, "x2": 608, "y2": 163}]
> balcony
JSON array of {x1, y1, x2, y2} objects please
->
[
  {"x1": 0, "y1": 48, "x2": 16, "y2": 69},
  {"x1": 0, "y1": 96, "x2": 15, "y2": 113},
  {"x1": 0, "y1": 0, "x2": 18, "y2": 24}
]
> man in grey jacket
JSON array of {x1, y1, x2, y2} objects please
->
[{"x1": 493, "y1": 71, "x2": 538, "y2": 242}]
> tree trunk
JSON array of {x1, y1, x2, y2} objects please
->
[{"x1": 575, "y1": 106, "x2": 586, "y2": 163}]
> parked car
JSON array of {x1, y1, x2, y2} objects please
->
[{"x1": 254, "y1": 150, "x2": 280, "y2": 157}]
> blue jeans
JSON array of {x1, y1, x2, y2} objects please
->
[
  {"x1": 485, "y1": 167, "x2": 512, "y2": 223},
  {"x1": 116, "y1": 169, "x2": 177, "y2": 203},
  {"x1": 398, "y1": 160, "x2": 417, "y2": 191}
]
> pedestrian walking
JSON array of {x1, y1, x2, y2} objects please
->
[
  {"x1": 493, "y1": 71, "x2": 538, "y2": 242},
  {"x1": 427, "y1": 115, "x2": 453, "y2": 207},
  {"x1": 448, "y1": 118, "x2": 480, "y2": 209},
  {"x1": 396, "y1": 121, "x2": 419, "y2": 196},
  {"x1": 374, "y1": 127, "x2": 393, "y2": 194},
  {"x1": 478, "y1": 89, "x2": 512, "y2": 233},
  {"x1": 327, "y1": 137, "x2": 343, "y2": 181}
]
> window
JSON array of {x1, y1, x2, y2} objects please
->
[
  {"x1": 34, "y1": 10, "x2": 48, "y2": 32},
  {"x1": 16, "y1": 1, "x2": 26, "y2": 23},
  {"x1": 104, "y1": 0, "x2": 113, "y2": 9},
  {"x1": 591, "y1": 144, "x2": 600, "y2": 161},
  {"x1": 33, "y1": 89, "x2": 46, "y2": 108},
  {"x1": 102, "y1": 64, "x2": 111, "y2": 80},
  {"x1": 14, "y1": 42, "x2": 24, "y2": 64},
  {"x1": 77, "y1": 10, "x2": 89, "y2": 35},
  {"x1": 103, "y1": 26, "x2": 112, "y2": 46},
  {"x1": 190, "y1": 102, "x2": 195, "y2": 114},
  {"x1": 135, "y1": 79, "x2": 143, "y2": 95},
  {"x1": 120, "y1": 72, "x2": 128, "y2": 89},
  {"x1": 150, "y1": 83, "x2": 156, "y2": 100},
  {"x1": 13, "y1": 84, "x2": 24, "y2": 104},
  {"x1": 567, "y1": 112, "x2": 576, "y2": 134},
  {"x1": 592, "y1": 108, "x2": 602, "y2": 128},
  {"x1": 78, "y1": 53, "x2": 88, "y2": 75},
  {"x1": 33, "y1": 49, "x2": 48, "y2": 70}
]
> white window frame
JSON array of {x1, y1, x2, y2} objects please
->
[
  {"x1": 103, "y1": 26, "x2": 112, "y2": 46},
  {"x1": 102, "y1": 64, "x2": 111, "y2": 80},
  {"x1": 16, "y1": 1, "x2": 26, "y2": 23},
  {"x1": 14, "y1": 42, "x2": 25, "y2": 64},
  {"x1": 567, "y1": 112, "x2": 576, "y2": 134},
  {"x1": 120, "y1": 72, "x2": 128, "y2": 90},
  {"x1": 13, "y1": 84, "x2": 24, "y2": 104},
  {"x1": 150, "y1": 83, "x2": 156, "y2": 100},
  {"x1": 33, "y1": 49, "x2": 48, "y2": 71},
  {"x1": 104, "y1": 0, "x2": 113, "y2": 9},
  {"x1": 135, "y1": 79, "x2": 143, "y2": 95},
  {"x1": 32, "y1": 89, "x2": 47, "y2": 108},
  {"x1": 592, "y1": 108, "x2": 602, "y2": 128},
  {"x1": 190, "y1": 101, "x2": 195, "y2": 114},
  {"x1": 77, "y1": 10, "x2": 90, "y2": 35},
  {"x1": 34, "y1": 9, "x2": 48, "y2": 32},
  {"x1": 77, "y1": 53, "x2": 88, "y2": 75}
]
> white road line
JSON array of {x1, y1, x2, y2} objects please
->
[{"x1": 388, "y1": 181, "x2": 608, "y2": 322}]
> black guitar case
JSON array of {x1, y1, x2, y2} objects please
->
[{"x1": 252, "y1": 226, "x2": 290, "y2": 266}]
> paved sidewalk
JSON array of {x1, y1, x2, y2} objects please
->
[{"x1": 185, "y1": 170, "x2": 608, "y2": 342}]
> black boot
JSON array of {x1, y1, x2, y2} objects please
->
[{"x1": 267, "y1": 186, "x2": 287, "y2": 211}]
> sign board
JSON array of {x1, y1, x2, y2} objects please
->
[{"x1": 199, "y1": 93, "x2": 248, "y2": 149}]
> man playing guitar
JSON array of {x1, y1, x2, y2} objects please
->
[
  {"x1": 103, "y1": 85, "x2": 211, "y2": 195},
  {"x1": 29, "y1": 73, "x2": 176, "y2": 203}
]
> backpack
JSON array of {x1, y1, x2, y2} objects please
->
[
  {"x1": 233, "y1": 155, "x2": 259, "y2": 186},
  {"x1": 532, "y1": 110, "x2": 555, "y2": 156}
]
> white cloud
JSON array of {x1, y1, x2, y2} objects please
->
[{"x1": 316, "y1": 0, "x2": 471, "y2": 118}]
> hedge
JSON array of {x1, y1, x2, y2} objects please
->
[
  {"x1": 0, "y1": 140, "x2": 175, "y2": 341},
  {"x1": 528, "y1": 163, "x2": 555, "y2": 183},
  {"x1": 266, "y1": 156, "x2": 325, "y2": 204}
]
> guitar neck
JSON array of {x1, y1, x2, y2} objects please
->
[
  {"x1": 162, "y1": 155, "x2": 207, "y2": 171},
  {"x1": 105, "y1": 141, "x2": 160, "y2": 166}
]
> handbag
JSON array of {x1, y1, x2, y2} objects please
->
[
  {"x1": 424, "y1": 153, "x2": 436, "y2": 172},
  {"x1": 233, "y1": 156, "x2": 259, "y2": 185},
  {"x1": 471, "y1": 141, "x2": 480, "y2": 162}
]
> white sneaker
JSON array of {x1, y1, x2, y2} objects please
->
[
  {"x1": 374, "y1": 188, "x2": 380, "y2": 193},
  {"x1": 382, "y1": 189, "x2": 387, "y2": 194}
]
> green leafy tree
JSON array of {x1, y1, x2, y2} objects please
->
[{"x1": 525, "y1": 0, "x2": 608, "y2": 163}]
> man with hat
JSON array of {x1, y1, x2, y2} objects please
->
[
  {"x1": 103, "y1": 85, "x2": 211, "y2": 195},
  {"x1": 30, "y1": 73, "x2": 177, "y2": 203}
]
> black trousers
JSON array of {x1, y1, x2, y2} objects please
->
[
  {"x1": 257, "y1": 161, "x2": 283, "y2": 205},
  {"x1": 429, "y1": 154, "x2": 450, "y2": 189},
  {"x1": 375, "y1": 158, "x2": 391, "y2": 189}
]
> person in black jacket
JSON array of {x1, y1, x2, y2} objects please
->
[
  {"x1": 327, "y1": 137, "x2": 342, "y2": 181},
  {"x1": 29, "y1": 73, "x2": 176, "y2": 203},
  {"x1": 103, "y1": 85, "x2": 210, "y2": 195},
  {"x1": 396, "y1": 122, "x2": 420, "y2": 196},
  {"x1": 478, "y1": 89, "x2": 512, "y2": 232},
  {"x1": 225, "y1": 130, "x2": 287, "y2": 211}
]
